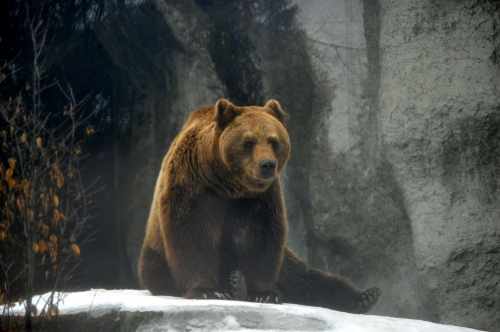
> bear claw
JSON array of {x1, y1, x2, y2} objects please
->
[
  {"x1": 250, "y1": 292, "x2": 281, "y2": 304},
  {"x1": 187, "y1": 288, "x2": 232, "y2": 300},
  {"x1": 356, "y1": 287, "x2": 381, "y2": 313}
]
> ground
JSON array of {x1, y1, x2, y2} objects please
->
[{"x1": 3, "y1": 289, "x2": 484, "y2": 331}]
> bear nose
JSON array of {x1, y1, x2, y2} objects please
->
[{"x1": 259, "y1": 159, "x2": 276, "y2": 178}]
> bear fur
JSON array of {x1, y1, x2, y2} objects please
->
[{"x1": 138, "y1": 98, "x2": 380, "y2": 312}]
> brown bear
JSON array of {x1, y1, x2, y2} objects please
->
[{"x1": 138, "y1": 98, "x2": 380, "y2": 312}]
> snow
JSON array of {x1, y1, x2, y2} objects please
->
[{"x1": 4, "y1": 289, "x2": 484, "y2": 332}]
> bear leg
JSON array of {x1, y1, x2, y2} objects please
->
[
  {"x1": 278, "y1": 248, "x2": 381, "y2": 313},
  {"x1": 138, "y1": 246, "x2": 179, "y2": 296}
]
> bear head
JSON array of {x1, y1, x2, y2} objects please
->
[{"x1": 214, "y1": 98, "x2": 291, "y2": 193}]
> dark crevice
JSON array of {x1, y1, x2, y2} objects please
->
[
  {"x1": 361, "y1": 0, "x2": 382, "y2": 166},
  {"x1": 196, "y1": 0, "x2": 264, "y2": 105},
  {"x1": 361, "y1": 0, "x2": 439, "y2": 320}
]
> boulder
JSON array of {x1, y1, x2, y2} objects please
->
[{"x1": 4, "y1": 289, "x2": 485, "y2": 332}]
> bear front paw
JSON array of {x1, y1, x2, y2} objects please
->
[
  {"x1": 185, "y1": 288, "x2": 232, "y2": 300},
  {"x1": 355, "y1": 287, "x2": 381, "y2": 313},
  {"x1": 229, "y1": 270, "x2": 248, "y2": 301}
]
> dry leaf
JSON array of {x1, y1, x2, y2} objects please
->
[
  {"x1": 85, "y1": 126, "x2": 95, "y2": 136},
  {"x1": 20, "y1": 132, "x2": 27, "y2": 143},
  {"x1": 74, "y1": 146, "x2": 82, "y2": 156},
  {"x1": 40, "y1": 223, "x2": 49, "y2": 237},
  {"x1": 16, "y1": 196, "x2": 25, "y2": 211},
  {"x1": 7, "y1": 177, "x2": 16, "y2": 189},
  {"x1": 53, "y1": 194, "x2": 59, "y2": 207},
  {"x1": 38, "y1": 240, "x2": 48, "y2": 253},
  {"x1": 56, "y1": 174, "x2": 64, "y2": 188},
  {"x1": 49, "y1": 234, "x2": 58, "y2": 244},
  {"x1": 7, "y1": 158, "x2": 16, "y2": 170},
  {"x1": 21, "y1": 179, "x2": 31, "y2": 196},
  {"x1": 70, "y1": 243, "x2": 81, "y2": 257},
  {"x1": 52, "y1": 209, "x2": 64, "y2": 224},
  {"x1": 51, "y1": 164, "x2": 65, "y2": 188},
  {"x1": 41, "y1": 192, "x2": 49, "y2": 212},
  {"x1": 32, "y1": 242, "x2": 40, "y2": 253},
  {"x1": 27, "y1": 208, "x2": 34, "y2": 221}
]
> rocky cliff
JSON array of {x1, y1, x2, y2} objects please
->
[{"x1": 72, "y1": 1, "x2": 499, "y2": 330}]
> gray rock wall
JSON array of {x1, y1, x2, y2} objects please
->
[
  {"x1": 293, "y1": 0, "x2": 431, "y2": 320},
  {"x1": 292, "y1": 0, "x2": 500, "y2": 330},
  {"x1": 379, "y1": 0, "x2": 500, "y2": 329},
  {"x1": 291, "y1": 0, "x2": 499, "y2": 330},
  {"x1": 91, "y1": 1, "x2": 499, "y2": 330}
]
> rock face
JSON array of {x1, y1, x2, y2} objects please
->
[
  {"x1": 289, "y1": 1, "x2": 500, "y2": 330},
  {"x1": 73, "y1": 1, "x2": 499, "y2": 330},
  {"x1": 292, "y1": 0, "x2": 429, "y2": 320},
  {"x1": 5, "y1": 290, "x2": 485, "y2": 332},
  {"x1": 378, "y1": 1, "x2": 500, "y2": 329}
]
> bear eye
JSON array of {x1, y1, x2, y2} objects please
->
[
  {"x1": 268, "y1": 137, "x2": 280, "y2": 150},
  {"x1": 243, "y1": 139, "x2": 256, "y2": 150}
]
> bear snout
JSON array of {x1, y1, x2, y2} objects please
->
[{"x1": 259, "y1": 159, "x2": 277, "y2": 178}]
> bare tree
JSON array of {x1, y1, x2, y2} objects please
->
[{"x1": 0, "y1": 15, "x2": 97, "y2": 332}]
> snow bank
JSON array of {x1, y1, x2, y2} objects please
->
[{"x1": 4, "y1": 289, "x2": 484, "y2": 331}]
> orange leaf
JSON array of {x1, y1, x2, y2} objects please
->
[
  {"x1": 7, "y1": 177, "x2": 16, "y2": 189},
  {"x1": 85, "y1": 127, "x2": 95, "y2": 136},
  {"x1": 16, "y1": 196, "x2": 25, "y2": 211},
  {"x1": 36, "y1": 137, "x2": 43, "y2": 148},
  {"x1": 5, "y1": 168, "x2": 13, "y2": 179},
  {"x1": 56, "y1": 174, "x2": 64, "y2": 189},
  {"x1": 49, "y1": 234, "x2": 58, "y2": 244},
  {"x1": 32, "y1": 242, "x2": 40, "y2": 253},
  {"x1": 70, "y1": 243, "x2": 81, "y2": 257},
  {"x1": 52, "y1": 209, "x2": 64, "y2": 224},
  {"x1": 7, "y1": 158, "x2": 16, "y2": 170},
  {"x1": 53, "y1": 194, "x2": 59, "y2": 207},
  {"x1": 40, "y1": 223, "x2": 49, "y2": 237},
  {"x1": 21, "y1": 179, "x2": 31, "y2": 195},
  {"x1": 51, "y1": 164, "x2": 65, "y2": 188},
  {"x1": 38, "y1": 240, "x2": 48, "y2": 253}
]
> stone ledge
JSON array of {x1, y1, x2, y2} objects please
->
[{"x1": 3, "y1": 289, "x2": 484, "y2": 331}]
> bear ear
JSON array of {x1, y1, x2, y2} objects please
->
[
  {"x1": 214, "y1": 98, "x2": 240, "y2": 128},
  {"x1": 264, "y1": 99, "x2": 288, "y2": 123}
]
